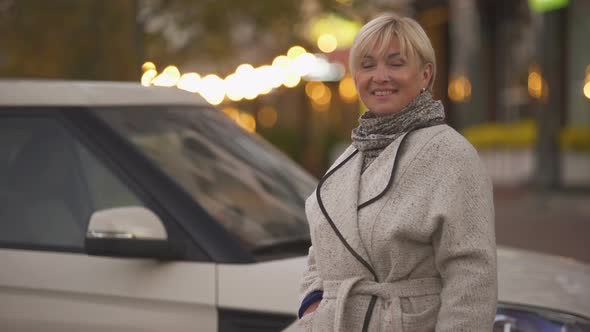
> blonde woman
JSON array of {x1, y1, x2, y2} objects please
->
[{"x1": 298, "y1": 13, "x2": 497, "y2": 331}]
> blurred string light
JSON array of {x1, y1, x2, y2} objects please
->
[
  {"x1": 142, "y1": 61, "x2": 156, "y2": 72},
  {"x1": 528, "y1": 64, "x2": 548, "y2": 100},
  {"x1": 448, "y1": 75, "x2": 472, "y2": 103},
  {"x1": 141, "y1": 69, "x2": 157, "y2": 87},
  {"x1": 140, "y1": 45, "x2": 346, "y2": 106},
  {"x1": 584, "y1": 65, "x2": 590, "y2": 100},
  {"x1": 199, "y1": 74, "x2": 226, "y2": 105},
  {"x1": 152, "y1": 65, "x2": 181, "y2": 87},
  {"x1": 140, "y1": 44, "x2": 351, "y2": 131},
  {"x1": 177, "y1": 72, "x2": 201, "y2": 93}
]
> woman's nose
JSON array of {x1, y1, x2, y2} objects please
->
[{"x1": 372, "y1": 66, "x2": 390, "y2": 83}]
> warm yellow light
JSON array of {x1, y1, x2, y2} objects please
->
[
  {"x1": 141, "y1": 69, "x2": 157, "y2": 86},
  {"x1": 221, "y1": 107, "x2": 240, "y2": 122},
  {"x1": 199, "y1": 74, "x2": 225, "y2": 105},
  {"x1": 225, "y1": 73, "x2": 245, "y2": 102},
  {"x1": 448, "y1": 76, "x2": 471, "y2": 103},
  {"x1": 266, "y1": 65, "x2": 284, "y2": 88},
  {"x1": 311, "y1": 88, "x2": 332, "y2": 112},
  {"x1": 308, "y1": 82, "x2": 332, "y2": 112},
  {"x1": 305, "y1": 81, "x2": 319, "y2": 98},
  {"x1": 338, "y1": 75, "x2": 358, "y2": 103},
  {"x1": 287, "y1": 46, "x2": 306, "y2": 60},
  {"x1": 255, "y1": 66, "x2": 275, "y2": 95},
  {"x1": 284, "y1": 72, "x2": 301, "y2": 88},
  {"x1": 336, "y1": 0, "x2": 352, "y2": 4},
  {"x1": 177, "y1": 72, "x2": 201, "y2": 93},
  {"x1": 238, "y1": 113, "x2": 256, "y2": 133},
  {"x1": 292, "y1": 53, "x2": 317, "y2": 76},
  {"x1": 528, "y1": 64, "x2": 544, "y2": 99},
  {"x1": 309, "y1": 14, "x2": 361, "y2": 50},
  {"x1": 272, "y1": 55, "x2": 291, "y2": 69},
  {"x1": 583, "y1": 81, "x2": 590, "y2": 100},
  {"x1": 318, "y1": 34, "x2": 338, "y2": 53},
  {"x1": 142, "y1": 61, "x2": 156, "y2": 72},
  {"x1": 152, "y1": 65, "x2": 181, "y2": 87},
  {"x1": 236, "y1": 63, "x2": 255, "y2": 74},
  {"x1": 315, "y1": 86, "x2": 332, "y2": 105},
  {"x1": 257, "y1": 106, "x2": 278, "y2": 128},
  {"x1": 306, "y1": 81, "x2": 326, "y2": 99}
]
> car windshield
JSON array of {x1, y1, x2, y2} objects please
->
[{"x1": 93, "y1": 105, "x2": 316, "y2": 257}]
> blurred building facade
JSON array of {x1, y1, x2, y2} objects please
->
[{"x1": 266, "y1": 0, "x2": 590, "y2": 187}]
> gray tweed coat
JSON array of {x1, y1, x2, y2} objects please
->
[{"x1": 298, "y1": 125, "x2": 497, "y2": 331}]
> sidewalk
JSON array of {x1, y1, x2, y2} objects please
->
[{"x1": 494, "y1": 186, "x2": 590, "y2": 264}]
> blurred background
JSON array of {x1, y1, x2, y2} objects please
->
[{"x1": 1, "y1": 0, "x2": 589, "y2": 261}]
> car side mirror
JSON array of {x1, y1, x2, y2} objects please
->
[{"x1": 85, "y1": 206, "x2": 177, "y2": 260}]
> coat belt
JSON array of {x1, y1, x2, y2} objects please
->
[{"x1": 323, "y1": 277, "x2": 442, "y2": 331}]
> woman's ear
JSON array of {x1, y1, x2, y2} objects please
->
[{"x1": 421, "y1": 63, "x2": 433, "y2": 85}]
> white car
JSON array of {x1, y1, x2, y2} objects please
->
[{"x1": 0, "y1": 80, "x2": 589, "y2": 332}]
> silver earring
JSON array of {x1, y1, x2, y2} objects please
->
[{"x1": 421, "y1": 87, "x2": 426, "y2": 93}]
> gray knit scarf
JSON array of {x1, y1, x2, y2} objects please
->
[{"x1": 351, "y1": 90, "x2": 445, "y2": 172}]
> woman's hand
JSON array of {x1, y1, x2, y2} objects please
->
[{"x1": 302, "y1": 300, "x2": 321, "y2": 317}]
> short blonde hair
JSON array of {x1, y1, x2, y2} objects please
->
[{"x1": 349, "y1": 13, "x2": 436, "y2": 91}]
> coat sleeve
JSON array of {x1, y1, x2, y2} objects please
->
[
  {"x1": 431, "y1": 142, "x2": 498, "y2": 332},
  {"x1": 299, "y1": 245, "x2": 324, "y2": 302}
]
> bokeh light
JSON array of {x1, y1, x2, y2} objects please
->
[
  {"x1": 221, "y1": 107, "x2": 240, "y2": 122},
  {"x1": 238, "y1": 112, "x2": 256, "y2": 132},
  {"x1": 177, "y1": 72, "x2": 201, "y2": 93},
  {"x1": 141, "y1": 61, "x2": 156, "y2": 72},
  {"x1": 287, "y1": 46, "x2": 306, "y2": 60},
  {"x1": 318, "y1": 34, "x2": 338, "y2": 53},
  {"x1": 199, "y1": 74, "x2": 225, "y2": 105},
  {"x1": 292, "y1": 53, "x2": 317, "y2": 76},
  {"x1": 528, "y1": 64, "x2": 543, "y2": 99},
  {"x1": 257, "y1": 106, "x2": 278, "y2": 128},
  {"x1": 583, "y1": 81, "x2": 590, "y2": 100},
  {"x1": 306, "y1": 81, "x2": 331, "y2": 111},
  {"x1": 284, "y1": 72, "x2": 302, "y2": 88},
  {"x1": 448, "y1": 75, "x2": 472, "y2": 103},
  {"x1": 141, "y1": 69, "x2": 157, "y2": 86},
  {"x1": 152, "y1": 65, "x2": 181, "y2": 87},
  {"x1": 338, "y1": 75, "x2": 358, "y2": 103}
]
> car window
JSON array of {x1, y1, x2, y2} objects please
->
[
  {"x1": 93, "y1": 106, "x2": 316, "y2": 255},
  {"x1": 495, "y1": 305, "x2": 590, "y2": 332},
  {"x1": 0, "y1": 115, "x2": 144, "y2": 250}
]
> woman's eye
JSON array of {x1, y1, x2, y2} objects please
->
[{"x1": 361, "y1": 63, "x2": 374, "y2": 69}]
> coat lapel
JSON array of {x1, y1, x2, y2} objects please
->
[
  {"x1": 358, "y1": 132, "x2": 408, "y2": 208},
  {"x1": 316, "y1": 146, "x2": 374, "y2": 271}
]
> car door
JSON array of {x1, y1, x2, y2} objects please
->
[{"x1": 0, "y1": 110, "x2": 217, "y2": 332}]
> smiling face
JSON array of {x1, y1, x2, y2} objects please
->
[{"x1": 354, "y1": 36, "x2": 432, "y2": 116}]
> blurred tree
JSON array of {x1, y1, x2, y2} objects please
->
[
  {"x1": 0, "y1": 0, "x2": 140, "y2": 80},
  {"x1": 0, "y1": 0, "x2": 341, "y2": 79}
]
